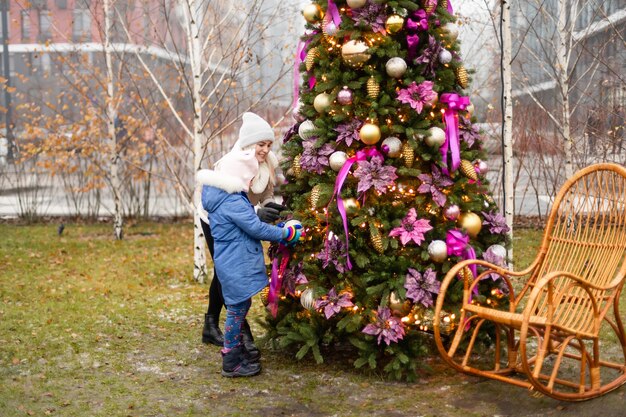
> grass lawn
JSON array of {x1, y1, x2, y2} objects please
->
[{"x1": 0, "y1": 222, "x2": 624, "y2": 417}]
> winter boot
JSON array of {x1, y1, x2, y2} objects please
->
[
  {"x1": 242, "y1": 319, "x2": 260, "y2": 362},
  {"x1": 202, "y1": 314, "x2": 224, "y2": 346},
  {"x1": 221, "y1": 346, "x2": 261, "y2": 378}
]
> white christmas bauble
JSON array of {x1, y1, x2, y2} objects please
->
[
  {"x1": 298, "y1": 120, "x2": 316, "y2": 139},
  {"x1": 292, "y1": 101, "x2": 305, "y2": 122},
  {"x1": 381, "y1": 137, "x2": 402, "y2": 158},
  {"x1": 425, "y1": 126, "x2": 446, "y2": 148},
  {"x1": 475, "y1": 159, "x2": 488, "y2": 174},
  {"x1": 439, "y1": 49, "x2": 452, "y2": 64},
  {"x1": 466, "y1": 103, "x2": 475, "y2": 116},
  {"x1": 329, "y1": 151, "x2": 348, "y2": 171},
  {"x1": 385, "y1": 57, "x2": 407, "y2": 78},
  {"x1": 487, "y1": 244, "x2": 507, "y2": 261},
  {"x1": 443, "y1": 22, "x2": 459, "y2": 41},
  {"x1": 300, "y1": 288, "x2": 315, "y2": 310},
  {"x1": 428, "y1": 240, "x2": 448, "y2": 263},
  {"x1": 324, "y1": 21, "x2": 338, "y2": 36},
  {"x1": 346, "y1": 0, "x2": 367, "y2": 9}
]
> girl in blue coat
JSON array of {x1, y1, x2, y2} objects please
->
[{"x1": 197, "y1": 149, "x2": 301, "y2": 377}]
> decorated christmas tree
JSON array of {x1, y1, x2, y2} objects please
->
[{"x1": 266, "y1": 0, "x2": 510, "y2": 380}]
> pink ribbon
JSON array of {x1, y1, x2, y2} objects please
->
[
  {"x1": 406, "y1": 10, "x2": 427, "y2": 61},
  {"x1": 448, "y1": 0, "x2": 454, "y2": 14},
  {"x1": 327, "y1": 0, "x2": 341, "y2": 26},
  {"x1": 446, "y1": 229, "x2": 477, "y2": 281},
  {"x1": 268, "y1": 244, "x2": 290, "y2": 318},
  {"x1": 327, "y1": 147, "x2": 383, "y2": 270},
  {"x1": 440, "y1": 93, "x2": 470, "y2": 173},
  {"x1": 293, "y1": 41, "x2": 306, "y2": 108}
]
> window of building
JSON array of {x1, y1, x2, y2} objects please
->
[
  {"x1": 39, "y1": 10, "x2": 53, "y2": 40},
  {"x1": 72, "y1": 8, "x2": 92, "y2": 41},
  {"x1": 21, "y1": 11, "x2": 31, "y2": 41}
]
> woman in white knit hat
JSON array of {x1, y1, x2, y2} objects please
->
[{"x1": 199, "y1": 112, "x2": 286, "y2": 359}]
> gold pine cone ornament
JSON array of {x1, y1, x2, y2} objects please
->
[
  {"x1": 366, "y1": 77, "x2": 380, "y2": 98},
  {"x1": 459, "y1": 159, "x2": 478, "y2": 181},
  {"x1": 401, "y1": 142, "x2": 415, "y2": 167},
  {"x1": 305, "y1": 47, "x2": 319, "y2": 72},
  {"x1": 455, "y1": 66, "x2": 469, "y2": 89},
  {"x1": 370, "y1": 228, "x2": 384, "y2": 254}
]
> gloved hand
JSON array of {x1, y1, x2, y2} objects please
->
[
  {"x1": 257, "y1": 206, "x2": 280, "y2": 223},
  {"x1": 281, "y1": 223, "x2": 304, "y2": 246},
  {"x1": 264, "y1": 202, "x2": 287, "y2": 213}
]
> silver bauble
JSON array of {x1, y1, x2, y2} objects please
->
[
  {"x1": 346, "y1": 0, "x2": 367, "y2": 8},
  {"x1": 337, "y1": 86, "x2": 354, "y2": 105},
  {"x1": 487, "y1": 244, "x2": 507, "y2": 261},
  {"x1": 298, "y1": 120, "x2": 316, "y2": 139},
  {"x1": 444, "y1": 204, "x2": 461, "y2": 221},
  {"x1": 300, "y1": 288, "x2": 315, "y2": 310},
  {"x1": 428, "y1": 240, "x2": 448, "y2": 263},
  {"x1": 443, "y1": 22, "x2": 459, "y2": 41},
  {"x1": 385, "y1": 57, "x2": 407, "y2": 78},
  {"x1": 292, "y1": 101, "x2": 306, "y2": 122},
  {"x1": 381, "y1": 137, "x2": 402, "y2": 158},
  {"x1": 324, "y1": 20, "x2": 338, "y2": 36},
  {"x1": 425, "y1": 126, "x2": 446, "y2": 148},
  {"x1": 475, "y1": 159, "x2": 488, "y2": 174},
  {"x1": 439, "y1": 49, "x2": 452, "y2": 64},
  {"x1": 329, "y1": 151, "x2": 348, "y2": 171}
]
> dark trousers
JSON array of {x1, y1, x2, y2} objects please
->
[{"x1": 200, "y1": 220, "x2": 225, "y2": 318}]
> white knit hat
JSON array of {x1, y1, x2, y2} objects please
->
[
  {"x1": 236, "y1": 112, "x2": 275, "y2": 149},
  {"x1": 214, "y1": 149, "x2": 259, "y2": 192}
]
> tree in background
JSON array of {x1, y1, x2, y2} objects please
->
[{"x1": 268, "y1": 0, "x2": 509, "y2": 380}]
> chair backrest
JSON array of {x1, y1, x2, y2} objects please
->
[{"x1": 531, "y1": 164, "x2": 626, "y2": 333}]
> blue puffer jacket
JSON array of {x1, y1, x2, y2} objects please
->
[{"x1": 198, "y1": 169, "x2": 285, "y2": 306}]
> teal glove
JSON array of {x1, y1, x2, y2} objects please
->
[{"x1": 281, "y1": 224, "x2": 303, "y2": 246}]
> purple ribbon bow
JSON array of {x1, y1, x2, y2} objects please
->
[
  {"x1": 327, "y1": 147, "x2": 384, "y2": 270},
  {"x1": 440, "y1": 93, "x2": 470, "y2": 173},
  {"x1": 446, "y1": 229, "x2": 478, "y2": 297}
]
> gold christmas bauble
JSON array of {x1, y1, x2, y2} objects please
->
[
  {"x1": 305, "y1": 47, "x2": 319, "y2": 72},
  {"x1": 366, "y1": 77, "x2": 380, "y2": 98},
  {"x1": 359, "y1": 123, "x2": 381, "y2": 145},
  {"x1": 401, "y1": 142, "x2": 415, "y2": 167},
  {"x1": 309, "y1": 184, "x2": 321, "y2": 209},
  {"x1": 302, "y1": 4, "x2": 323, "y2": 23},
  {"x1": 385, "y1": 14, "x2": 404, "y2": 34},
  {"x1": 341, "y1": 40, "x2": 371, "y2": 68},
  {"x1": 370, "y1": 228, "x2": 384, "y2": 254},
  {"x1": 260, "y1": 286, "x2": 270, "y2": 306},
  {"x1": 347, "y1": 0, "x2": 367, "y2": 8},
  {"x1": 457, "y1": 212, "x2": 482, "y2": 238},
  {"x1": 460, "y1": 159, "x2": 478, "y2": 181},
  {"x1": 313, "y1": 92, "x2": 332, "y2": 113},
  {"x1": 300, "y1": 288, "x2": 315, "y2": 310},
  {"x1": 292, "y1": 154, "x2": 302, "y2": 177},
  {"x1": 342, "y1": 198, "x2": 360, "y2": 215},
  {"x1": 389, "y1": 291, "x2": 411, "y2": 316},
  {"x1": 456, "y1": 66, "x2": 469, "y2": 89}
]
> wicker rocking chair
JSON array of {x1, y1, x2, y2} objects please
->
[{"x1": 433, "y1": 163, "x2": 626, "y2": 401}]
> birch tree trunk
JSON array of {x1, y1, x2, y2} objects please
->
[
  {"x1": 184, "y1": 0, "x2": 208, "y2": 283},
  {"x1": 501, "y1": 0, "x2": 514, "y2": 262},
  {"x1": 103, "y1": 0, "x2": 124, "y2": 240},
  {"x1": 557, "y1": 0, "x2": 574, "y2": 178}
]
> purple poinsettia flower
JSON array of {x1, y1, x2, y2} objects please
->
[
  {"x1": 481, "y1": 211, "x2": 510, "y2": 235},
  {"x1": 459, "y1": 117, "x2": 482, "y2": 148},
  {"x1": 353, "y1": 157, "x2": 398, "y2": 194},
  {"x1": 282, "y1": 261, "x2": 308, "y2": 296},
  {"x1": 335, "y1": 118, "x2": 363, "y2": 147},
  {"x1": 316, "y1": 233, "x2": 348, "y2": 273},
  {"x1": 389, "y1": 208, "x2": 433, "y2": 246},
  {"x1": 362, "y1": 306, "x2": 406, "y2": 345},
  {"x1": 404, "y1": 268, "x2": 440, "y2": 308},
  {"x1": 300, "y1": 137, "x2": 334, "y2": 174},
  {"x1": 414, "y1": 35, "x2": 443, "y2": 77},
  {"x1": 397, "y1": 81, "x2": 437, "y2": 114},
  {"x1": 314, "y1": 287, "x2": 354, "y2": 319},
  {"x1": 350, "y1": 2, "x2": 387, "y2": 34},
  {"x1": 417, "y1": 165, "x2": 454, "y2": 207}
]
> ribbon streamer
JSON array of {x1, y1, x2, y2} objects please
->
[
  {"x1": 327, "y1": 147, "x2": 384, "y2": 270},
  {"x1": 292, "y1": 40, "x2": 306, "y2": 108},
  {"x1": 406, "y1": 10, "x2": 428, "y2": 62},
  {"x1": 327, "y1": 0, "x2": 342, "y2": 26},
  {"x1": 446, "y1": 229, "x2": 477, "y2": 278},
  {"x1": 440, "y1": 93, "x2": 470, "y2": 173},
  {"x1": 268, "y1": 244, "x2": 290, "y2": 318}
]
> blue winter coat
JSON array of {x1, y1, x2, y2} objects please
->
[{"x1": 199, "y1": 171, "x2": 284, "y2": 306}]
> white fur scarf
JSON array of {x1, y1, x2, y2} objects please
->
[{"x1": 250, "y1": 151, "x2": 278, "y2": 194}]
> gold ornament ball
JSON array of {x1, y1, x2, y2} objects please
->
[
  {"x1": 341, "y1": 40, "x2": 371, "y2": 68},
  {"x1": 313, "y1": 92, "x2": 332, "y2": 113},
  {"x1": 342, "y1": 198, "x2": 360, "y2": 215},
  {"x1": 359, "y1": 123, "x2": 381, "y2": 145},
  {"x1": 457, "y1": 212, "x2": 482, "y2": 238},
  {"x1": 385, "y1": 15, "x2": 404, "y2": 34},
  {"x1": 347, "y1": 0, "x2": 367, "y2": 8},
  {"x1": 302, "y1": 4, "x2": 323, "y2": 23},
  {"x1": 300, "y1": 288, "x2": 315, "y2": 310}
]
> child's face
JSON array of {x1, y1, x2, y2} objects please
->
[{"x1": 255, "y1": 141, "x2": 272, "y2": 163}]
